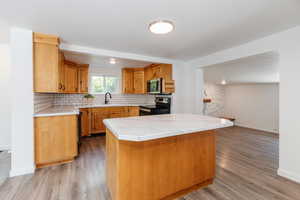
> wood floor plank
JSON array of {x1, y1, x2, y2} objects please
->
[{"x1": 1, "y1": 126, "x2": 300, "y2": 200}]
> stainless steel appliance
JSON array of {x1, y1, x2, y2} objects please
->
[
  {"x1": 140, "y1": 97, "x2": 171, "y2": 116},
  {"x1": 147, "y1": 78, "x2": 163, "y2": 94}
]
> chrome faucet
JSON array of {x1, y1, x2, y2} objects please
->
[{"x1": 104, "y1": 92, "x2": 112, "y2": 104}]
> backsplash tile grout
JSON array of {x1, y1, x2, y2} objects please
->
[{"x1": 34, "y1": 93, "x2": 155, "y2": 112}]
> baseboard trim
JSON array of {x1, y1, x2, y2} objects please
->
[
  {"x1": 278, "y1": 168, "x2": 300, "y2": 184},
  {"x1": 9, "y1": 166, "x2": 35, "y2": 177},
  {"x1": 234, "y1": 122, "x2": 279, "y2": 134}
]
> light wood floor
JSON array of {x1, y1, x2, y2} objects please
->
[{"x1": 1, "y1": 126, "x2": 300, "y2": 200}]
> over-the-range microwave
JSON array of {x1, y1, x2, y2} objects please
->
[{"x1": 147, "y1": 78, "x2": 164, "y2": 94}]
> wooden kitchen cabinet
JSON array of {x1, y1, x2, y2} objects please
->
[
  {"x1": 35, "y1": 115, "x2": 78, "y2": 168},
  {"x1": 78, "y1": 64, "x2": 89, "y2": 93},
  {"x1": 33, "y1": 32, "x2": 89, "y2": 94},
  {"x1": 33, "y1": 32, "x2": 61, "y2": 93},
  {"x1": 133, "y1": 69, "x2": 145, "y2": 94},
  {"x1": 80, "y1": 108, "x2": 91, "y2": 137},
  {"x1": 64, "y1": 60, "x2": 79, "y2": 93},
  {"x1": 122, "y1": 68, "x2": 145, "y2": 94},
  {"x1": 122, "y1": 63, "x2": 175, "y2": 94},
  {"x1": 122, "y1": 68, "x2": 134, "y2": 93},
  {"x1": 91, "y1": 108, "x2": 110, "y2": 133},
  {"x1": 128, "y1": 106, "x2": 140, "y2": 116},
  {"x1": 85, "y1": 106, "x2": 140, "y2": 134}
]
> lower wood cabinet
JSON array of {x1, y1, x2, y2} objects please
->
[
  {"x1": 80, "y1": 106, "x2": 140, "y2": 136},
  {"x1": 35, "y1": 115, "x2": 78, "y2": 168},
  {"x1": 91, "y1": 108, "x2": 110, "y2": 134},
  {"x1": 128, "y1": 106, "x2": 140, "y2": 116}
]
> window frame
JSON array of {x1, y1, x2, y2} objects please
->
[{"x1": 89, "y1": 74, "x2": 120, "y2": 94}]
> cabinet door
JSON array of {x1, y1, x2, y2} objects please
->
[
  {"x1": 35, "y1": 115, "x2": 78, "y2": 167},
  {"x1": 78, "y1": 65, "x2": 89, "y2": 93},
  {"x1": 122, "y1": 68, "x2": 134, "y2": 94},
  {"x1": 64, "y1": 63, "x2": 79, "y2": 93},
  {"x1": 159, "y1": 64, "x2": 172, "y2": 81},
  {"x1": 58, "y1": 51, "x2": 65, "y2": 92},
  {"x1": 33, "y1": 33, "x2": 60, "y2": 93},
  {"x1": 80, "y1": 108, "x2": 91, "y2": 137},
  {"x1": 109, "y1": 107, "x2": 127, "y2": 118},
  {"x1": 151, "y1": 65, "x2": 162, "y2": 79},
  {"x1": 128, "y1": 106, "x2": 140, "y2": 117},
  {"x1": 91, "y1": 109, "x2": 109, "y2": 133},
  {"x1": 133, "y1": 70, "x2": 145, "y2": 94}
]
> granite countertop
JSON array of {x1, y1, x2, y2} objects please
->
[
  {"x1": 34, "y1": 104, "x2": 152, "y2": 117},
  {"x1": 103, "y1": 114, "x2": 233, "y2": 141}
]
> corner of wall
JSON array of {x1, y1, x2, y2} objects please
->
[{"x1": 278, "y1": 168, "x2": 300, "y2": 184}]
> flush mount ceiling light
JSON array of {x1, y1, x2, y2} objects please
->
[
  {"x1": 221, "y1": 80, "x2": 227, "y2": 85},
  {"x1": 109, "y1": 58, "x2": 116, "y2": 64},
  {"x1": 149, "y1": 20, "x2": 174, "y2": 34}
]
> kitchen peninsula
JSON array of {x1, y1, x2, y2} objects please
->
[{"x1": 104, "y1": 114, "x2": 233, "y2": 200}]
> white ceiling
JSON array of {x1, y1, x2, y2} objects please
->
[
  {"x1": 63, "y1": 51, "x2": 152, "y2": 68},
  {"x1": 203, "y1": 52, "x2": 279, "y2": 84},
  {"x1": 1, "y1": 0, "x2": 300, "y2": 60}
]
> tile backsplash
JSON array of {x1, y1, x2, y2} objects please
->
[
  {"x1": 53, "y1": 94, "x2": 155, "y2": 106},
  {"x1": 34, "y1": 93, "x2": 155, "y2": 112},
  {"x1": 34, "y1": 93, "x2": 54, "y2": 112}
]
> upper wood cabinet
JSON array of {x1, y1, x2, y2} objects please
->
[
  {"x1": 122, "y1": 63, "x2": 174, "y2": 94},
  {"x1": 64, "y1": 60, "x2": 79, "y2": 93},
  {"x1": 33, "y1": 32, "x2": 89, "y2": 94},
  {"x1": 122, "y1": 68, "x2": 134, "y2": 93},
  {"x1": 33, "y1": 33, "x2": 61, "y2": 93},
  {"x1": 133, "y1": 69, "x2": 145, "y2": 94},
  {"x1": 122, "y1": 68, "x2": 145, "y2": 94},
  {"x1": 78, "y1": 64, "x2": 89, "y2": 93}
]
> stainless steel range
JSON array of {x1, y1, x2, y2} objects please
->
[{"x1": 139, "y1": 97, "x2": 171, "y2": 116}]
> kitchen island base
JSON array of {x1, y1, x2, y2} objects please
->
[{"x1": 106, "y1": 129, "x2": 216, "y2": 200}]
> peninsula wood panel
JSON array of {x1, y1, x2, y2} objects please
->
[
  {"x1": 35, "y1": 115, "x2": 78, "y2": 168},
  {"x1": 106, "y1": 129, "x2": 216, "y2": 200}
]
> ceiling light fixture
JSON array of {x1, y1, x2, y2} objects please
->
[
  {"x1": 109, "y1": 58, "x2": 116, "y2": 64},
  {"x1": 149, "y1": 20, "x2": 174, "y2": 34}
]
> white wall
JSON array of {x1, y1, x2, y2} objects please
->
[
  {"x1": 224, "y1": 84, "x2": 279, "y2": 133},
  {"x1": 0, "y1": 44, "x2": 11, "y2": 150},
  {"x1": 203, "y1": 83, "x2": 225, "y2": 117},
  {"x1": 10, "y1": 28, "x2": 34, "y2": 177},
  {"x1": 188, "y1": 25, "x2": 300, "y2": 183}
]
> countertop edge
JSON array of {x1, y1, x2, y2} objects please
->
[
  {"x1": 103, "y1": 118, "x2": 233, "y2": 142},
  {"x1": 34, "y1": 104, "x2": 152, "y2": 117}
]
